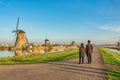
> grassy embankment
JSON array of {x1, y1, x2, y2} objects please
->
[
  {"x1": 0, "y1": 49, "x2": 79, "y2": 65},
  {"x1": 98, "y1": 47, "x2": 120, "y2": 80}
]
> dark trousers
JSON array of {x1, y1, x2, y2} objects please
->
[
  {"x1": 86, "y1": 53, "x2": 92, "y2": 63},
  {"x1": 79, "y1": 57, "x2": 84, "y2": 64}
]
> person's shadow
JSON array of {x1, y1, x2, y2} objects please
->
[{"x1": 48, "y1": 61, "x2": 107, "y2": 79}]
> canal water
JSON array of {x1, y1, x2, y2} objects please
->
[
  {"x1": 0, "y1": 50, "x2": 15, "y2": 58},
  {"x1": 106, "y1": 48, "x2": 120, "y2": 54},
  {"x1": 0, "y1": 49, "x2": 65, "y2": 58}
]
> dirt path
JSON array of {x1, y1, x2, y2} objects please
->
[{"x1": 0, "y1": 47, "x2": 107, "y2": 80}]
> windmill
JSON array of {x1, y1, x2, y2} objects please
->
[
  {"x1": 71, "y1": 41, "x2": 76, "y2": 46},
  {"x1": 12, "y1": 17, "x2": 28, "y2": 49}
]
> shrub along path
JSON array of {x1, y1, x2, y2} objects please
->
[{"x1": 0, "y1": 47, "x2": 107, "y2": 80}]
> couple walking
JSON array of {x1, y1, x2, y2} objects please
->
[{"x1": 79, "y1": 40, "x2": 93, "y2": 64}]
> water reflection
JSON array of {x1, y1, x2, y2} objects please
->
[
  {"x1": 107, "y1": 48, "x2": 120, "y2": 54},
  {"x1": 0, "y1": 50, "x2": 15, "y2": 58},
  {"x1": 14, "y1": 50, "x2": 28, "y2": 56},
  {"x1": 0, "y1": 49, "x2": 65, "y2": 58},
  {"x1": 40, "y1": 49, "x2": 65, "y2": 54},
  {"x1": 14, "y1": 49, "x2": 40, "y2": 56}
]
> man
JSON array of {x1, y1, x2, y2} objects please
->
[{"x1": 86, "y1": 40, "x2": 93, "y2": 64}]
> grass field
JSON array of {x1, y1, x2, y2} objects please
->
[
  {"x1": 98, "y1": 47, "x2": 120, "y2": 66},
  {"x1": 0, "y1": 49, "x2": 79, "y2": 65},
  {"x1": 98, "y1": 47, "x2": 120, "y2": 80},
  {"x1": 107, "y1": 69, "x2": 120, "y2": 80}
]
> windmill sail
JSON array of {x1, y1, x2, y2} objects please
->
[
  {"x1": 16, "y1": 17, "x2": 19, "y2": 31},
  {"x1": 25, "y1": 34, "x2": 29, "y2": 44},
  {"x1": 12, "y1": 17, "x2": 28, "y2": 50},
  {"x1": 12, "y1": 17, "x2": 19, "y2": 33}
]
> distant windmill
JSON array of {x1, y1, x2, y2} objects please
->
[
  {"x1": 12, "y1": 17, "x2": 28, "y2": 49},
  {"x1": 117, "y1": 40, "x2": 120, "y2": 47},
  {"x1": 71, "y1": 41, "x2": 76, "y2": 46}
]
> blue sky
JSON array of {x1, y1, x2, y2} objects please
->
[{"x1": 0, "y1": 0, "x2": 120, "y2": 45}]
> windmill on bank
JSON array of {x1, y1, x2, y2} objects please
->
[{"x1": 12, "y1": 17, "x2": 28, "y2": 50}]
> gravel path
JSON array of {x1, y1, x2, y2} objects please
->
[{"x1": 0, "y1": 47, "x2": 107, "y2": 80}]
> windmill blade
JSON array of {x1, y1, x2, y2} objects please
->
[
  {"x1": 12, "y1": 30, "x2": 17, "y2": 33},
  {"x1": 12, "y1": 32, "x2": 17, "y2": 46},
  {"x1": 25, "y1": 34, "x2": 29, "y2": 44},
  {"x1": 16, "y1": 17, "x2": 19, "y2": 30}
]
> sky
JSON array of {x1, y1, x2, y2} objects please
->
[{"x1": 0, "y1": 0, "x2": 120, "y2": 45}]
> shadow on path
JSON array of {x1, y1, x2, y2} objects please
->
[
  {"x1": 48, "y1": 62, "x2": 107, "y2": 71},
  {"x1": 48, "y1": 61, "x2": 107, "y2": 79}
]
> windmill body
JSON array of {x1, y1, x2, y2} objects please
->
[{"x1": 15, "y1": 30, "x2": 26, "y2": 49}]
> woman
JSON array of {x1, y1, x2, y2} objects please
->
[{"x1": 79, "y1": 43, "x2": 85, "y2": 64}]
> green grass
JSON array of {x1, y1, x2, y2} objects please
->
[
  {"x1": 107, "y1": 69, "x2": 120, "y2": 80},
  {"x1": 98, "y1": 47, "x2": 120, "y2": 80},
  {"x1": 98, "y1": 47, "x2": 120, "y2": 66},
  {"x1": 0, "y1": 49, "x2": 79, "y2": 65}
]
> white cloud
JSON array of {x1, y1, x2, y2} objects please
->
[{"x1": 100, "y1": 24, "x2": 120, "y2": 32}]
